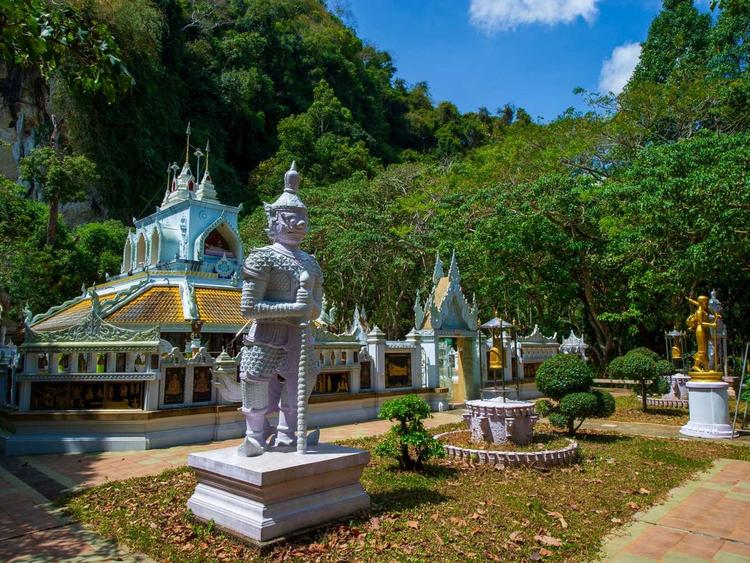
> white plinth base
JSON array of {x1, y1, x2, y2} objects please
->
[
  {"x1": 187, "y1": 443, "x2": 370, "y2": 543},
  {"x1": 680, "y1": 381, "x2": 737, "y2": 440}
]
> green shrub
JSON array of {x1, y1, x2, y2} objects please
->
[
  {"x1": 608, "y1": 348, "x2": 674, "y2": 411},
  {"x1": 536, "y1": 354, "x2": 594, "y2": 400},
  {"x1": 374, "y1": 395, "x2": 445, "y2": 471},
  {"x1": 536, "y1": 355, "x2": 614, "y2": 435}
]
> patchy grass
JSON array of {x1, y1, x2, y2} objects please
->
[
  {"x1": 60, "y1": 423, "x2": 750, "y2": 562},
  {"x1": 609, "y1": 394, "x2": 689, "y2": 425},
  {"x1": 438, "y1": 429, "x2": 571, "y2": 452}
]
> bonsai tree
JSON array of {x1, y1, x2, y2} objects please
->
[
  {"x1": 374, "y1": 394, "x2": 445, "y2": 471},
  {"x1": 535, "y1": 354, "x2": 615, "y2": 436},
  {"x1": 607, "y1": 348, "x2": 674, "y2": 412}
]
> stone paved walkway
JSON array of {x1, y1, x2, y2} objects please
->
[
  {"x1": 0, "y1": 410, "x2": 463, "y2": 562},
  {"x1": 602, "y1": 458, "x2": 750, "y2": 562}
]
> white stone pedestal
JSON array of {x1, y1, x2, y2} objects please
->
[
  {"x1": 680, "y1": 380, "x2": 737, "y2": 439},
  {"x1": 187, "y1": 443, "x2": 370, "y2": 544}
]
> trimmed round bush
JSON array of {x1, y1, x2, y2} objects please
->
[
  {"x1": 559, "y1": 392, "x2": 599, "y2": 420},
  {"x1": 608, "y1": 348, "x2": 675, "y2": 411},
  {"x1": 536, "y1": 354, "x2": 594, "y2": 400}
]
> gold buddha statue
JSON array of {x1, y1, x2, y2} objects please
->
[{"x1": 686, "y1": 295, "x2": 722, "y2": 381}]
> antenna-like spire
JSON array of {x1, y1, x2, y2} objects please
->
[
  {"x1": 184, "y1": 122, "x2": 191, "y2": 165},
  {"x1": 194, "y1": 146, "x2": 204, "y2": 185},
  {"x1": 204, "y1": 139, "x2": 210, "y2": 175}
]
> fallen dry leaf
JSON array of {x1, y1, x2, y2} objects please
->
[
  {"x1": 535, "y1": 534, "x2": 562, "y2": 547},
  {"x1": 406, "y1": 520, "x2": 419, "y2": 529}
]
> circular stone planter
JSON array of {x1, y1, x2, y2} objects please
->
[
  {"x1": 644, "y1": 397, "x2": 689, "y2": 409},
  {"x1": 435, "y1": 430, "x2": 578, "y2": 468}
]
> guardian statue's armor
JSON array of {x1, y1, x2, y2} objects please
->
[{"x1": 238, "y1": 163, "x2": 322, "y2": 456}]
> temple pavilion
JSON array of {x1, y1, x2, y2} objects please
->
[{"x1": 1, "y1": 137, "x2": 447, "y2": 455}]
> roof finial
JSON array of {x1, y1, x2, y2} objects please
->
[
  {"x1": 184, "y1": 122, "x2": 191, "y2": 165},
  {"x1": 432, "y1": 251, "x2": 444, "y2": 284},
  {"x1": 204, "y1": 139, "x2": 210, "y2": 175},
  {"x1": 284, "y1": 161, "x2": 299, "y2": 193}
]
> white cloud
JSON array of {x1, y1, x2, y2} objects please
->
[
  {"x1": 598, "y1": 42, "x2": 642, "y2": 94},
  {"x1": 469, "y1": 0, "x2": 600, "y2": 33}
]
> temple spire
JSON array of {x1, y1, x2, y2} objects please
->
[
  {"x1": 432, "y1": 251, "x2": 444, "y2": 284},
  {"x1": 448, "y1": 250, "x2": 460, "y2": 284},
  {"x1": 184, "y1": 122, "x2": 191, "y2": 165}
]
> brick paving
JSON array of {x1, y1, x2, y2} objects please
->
[
  {"x1": 0, "y1": 409, "x2": 463, "y2": 561},
  {"x1": 602, "y1": 458, "x2": 750, "y2": 562}
]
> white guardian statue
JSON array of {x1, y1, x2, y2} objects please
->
[{"x1": 238, "y1": 162, "x2": 323, "y2": 456}]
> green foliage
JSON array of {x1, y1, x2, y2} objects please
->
[
  {"x1": 374, "y1": 395, "x2": 444, "y2": 471},
  {"x1": 19, "y1": 147, "x2": 99, "y2": 246},
  {"x1": 0, "y1": 0, "x2": 133, "y2": 101},
  {"x1": 608, "y1": 349, "x2": 675, "y2": 411},
  {"x1": 536, "y1": 355, "x2": 594, "y2": 401},
  {"x1": 536, "y1": 355, "x2": 614, "y2": 435}
]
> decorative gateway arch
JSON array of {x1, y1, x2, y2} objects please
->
[{"x1": 413, "y1": 251, "x2": 481, "y2": 404}]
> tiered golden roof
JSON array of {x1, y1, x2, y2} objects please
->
[
  {"x1": 108, "y1": 286, "x2": 184, "y2": 325},
  {"x1": 32, "y1": 295, "x2": 116, "y2": 331},
  {"x1": 195, "y1": 288, "x2": 244, "y2": 325}
]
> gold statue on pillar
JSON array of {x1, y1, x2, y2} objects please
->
[{"x1": 686, "y1": 295, "x2": 722, "y2": 381}]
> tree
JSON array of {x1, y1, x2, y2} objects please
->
[
  {"x1": 608, "y1": 349, "x2": 674, "y2": 411},
  {"x1": 19, "y1": 147, "x2": 99, "y2": 246},
  {"x1": 374, "y1": 394, "x2": 444, "y2": 471},
  {"x1": 535, "y1": 354, "x2": 615, "y2": 435},
  {"x1": 630, "y1": 0, "x2": 711, "y2": 86},
  {"x1": 74, "y1": 220, "x2": 128, "y2": 284},
  {"x1": 0, "y1": 0, "x2": 133, "y2": 101}
]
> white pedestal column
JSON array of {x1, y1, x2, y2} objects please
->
[{"x1": 680, "y1": 380, "x2": 737, "y2": 439}]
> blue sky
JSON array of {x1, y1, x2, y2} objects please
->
[{"x1": 335, "y1": 0, "x2": 709, "y2": 120}]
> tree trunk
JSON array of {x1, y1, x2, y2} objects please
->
[
  {"x1": 46, "y1": 191, "x2": 59, "y2": 247},
  {"x1": 567, "y1": 418, "x2": 575, "y2": 436},
  {"x1": 641, "y1": 381, "x2": 648, "y2": 412},
  {"x1": 46, "y1": 114, "x2": 63, "y2": 247}
]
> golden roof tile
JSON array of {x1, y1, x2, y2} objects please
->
[
  {"x1": 195, "y1": 287, "x2": 244, "y2": 325},
  {"x1": 107, "y1": 286, "x2": 184, "y2": 324},
  {"x1": 32, "y1": 295, "x2": 116, "y2": 332}
]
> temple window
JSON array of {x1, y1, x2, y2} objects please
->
[
  {"x1": 122, "y1": 238, "x2": 132, "y2": 272},
  {"x1": 164, "y1": 367, "x2": 186, "y2": 405},
  {"x1": 313, "y1": 372, "x2": 350, "y2": 394},
  {"x1": 204, "y1": 228, "x2": 235, "y2": 259},
  {"x1": 37, "y1": 353, "x2": 49, "y2": 372},
  {"x1": 150, "y1": 229, "x2": 160, "y2": 266},
  {"x1": 150, "y1": 354, "x2": 160, "y2": 370},
  {"x1": 78, "y1": 354, "x2": 88, "y2": 373},
  {"x1": 58, "y1": 354, "x2": 69, "y2": 373},
  {"x1": 134, "y1": 353, "x2": 146, "y2": 372},
  {"x1": 192, "y1": 366, "x2": 212, "y2": 402},
  {"x1": 359, "y1": 360, "x2": 372, "y2": 390},
  {"x1": 116, "y1": 352, "x2": 127, "y2": 372},
  {"x1": 385, "y1": 353, "x2": 411, "y2": 388},
  {"x1": 96, "y1": 354, "x2": 106, "y2": 373},
  {"x1": 135, "y1": 233, "x2": 147, "y2": 267}
]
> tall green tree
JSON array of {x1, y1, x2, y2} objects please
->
[{"x1": 19, "y1": 147, "x2": 99, "y2": 246}]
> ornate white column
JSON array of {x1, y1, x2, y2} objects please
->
[
  {"x1": 367, "y1": 326, "x2": 386, "y2": 391},
  {"x1": 406, "y1": 329, "x2": 421, "y2": 388}
]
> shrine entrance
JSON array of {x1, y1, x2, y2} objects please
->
[{"x1": 437, "y1": 334, "x2": 480, "y2": 405}]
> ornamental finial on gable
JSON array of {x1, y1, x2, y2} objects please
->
[
  {"x1": 448, "y1": 250, "x2": 460, "y2": 285},
  {"x1": 432, "y1": 251, "x2": 444, "y2": 284}
]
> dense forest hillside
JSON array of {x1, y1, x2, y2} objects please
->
[{"x1": 1, "y1": 0, "x2": 749, "y2": 366}]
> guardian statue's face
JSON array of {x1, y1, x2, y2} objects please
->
[{"x1": 268, "y1": 208, "x2": 308, "y2": 245}]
